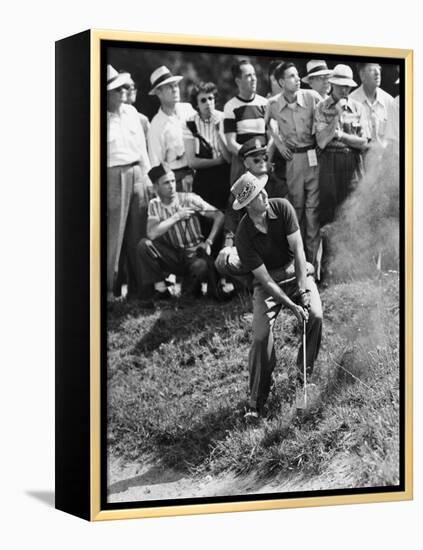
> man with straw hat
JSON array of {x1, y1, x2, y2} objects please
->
[
  {"x1": 302, "y1": 60, "x2": 333, "y2": 100},
  {"x1": 148, "y1": 65, "x2": 196, "y2": 192},
  {"x1": 232, "y1": 172, "x2": 322, "y2": 419},
  {"x1": 106, "y1": 64, "x2": 152, "y2": 300},
  {"x1": 315, "y1": 64, "x2": 370, "y2": 227}
]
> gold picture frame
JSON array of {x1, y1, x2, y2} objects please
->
[{"x1": 55, "y1": 29, "x2": 413, "y2": 521}]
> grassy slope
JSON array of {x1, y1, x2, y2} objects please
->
[{"x1": 107, "y1": 273, "x2": 400, "y2": 490}]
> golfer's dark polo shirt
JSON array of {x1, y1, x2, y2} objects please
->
[{"x1": 235, "y1": 198, "x2": 299, "y2": 272}]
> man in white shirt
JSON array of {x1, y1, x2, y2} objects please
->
[
  {"x1": 106, "y1": 64, "x2": 151, "y2": 300},
  {"x1": 349, "y1": 63, "x2": 394, "y2": 147},
  {"x1": 147, "y1": 66, "x2": 196, "y2": 192},
  {"x1": 125, "y1": 77, "x2": 150, "y2": 142}
]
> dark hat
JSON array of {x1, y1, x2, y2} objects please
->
[
  {"x1": 148, "y1": 164, "x2": 172, "y2": 184},
  {"x1": 238, "y1": 136, "x2": 267, "y2": 159}
]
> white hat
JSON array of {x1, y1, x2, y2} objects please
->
[
  {"x1": 302, "y1": 60, "x2": 333, "y2": 84},
  {"x1": 328, "y1": 64, "x2": 357, "y2": 87},
  {"x1": 107, "y1": 64, "x2": 131, "y2": 91},
  {"x1": 231, "y1": 172, "x2": 268, "y2": 210},
  {"x1": 148, "y1": 65, "x2": 183, "y2": 95}
]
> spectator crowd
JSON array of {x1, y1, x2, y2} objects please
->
[{"x1": 107, "y1": 58, "x2": 399, "y2": 306}]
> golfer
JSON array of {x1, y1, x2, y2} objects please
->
[{"x1": 233, "y1": 172, "x2": 323, "y2": 419}]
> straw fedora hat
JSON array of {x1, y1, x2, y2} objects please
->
[
  {"x1": 107, "y1": 64, "x2": 131, "y2": 91},
  {"x1": 231, "y1": 172, "x2": 268, "y2": 211},
  {"x1": 302, "y1": 60, "x2": 333, "y2": 84},
  {"x1": 149, "y1": 65, "x2": 183, "y2": 95}
]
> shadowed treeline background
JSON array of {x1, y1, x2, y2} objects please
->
[{"x1": 107, "y1": 46, "x2": 400, "y2": 121}]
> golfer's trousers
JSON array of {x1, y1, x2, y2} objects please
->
[{"x1": 248, "y1": 268, "x2": 322, "y2": 410}]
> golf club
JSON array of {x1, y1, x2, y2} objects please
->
[{"x1": 303, "y1": 318, "x2": 307, "y2": 408}]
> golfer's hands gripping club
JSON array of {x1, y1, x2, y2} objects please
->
[{"x1": 291, "y1": 303, "x2": 309, "y2": 324}]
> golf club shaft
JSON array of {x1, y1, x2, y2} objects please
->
[{"x1": 303, "y1": 319, "x2": 307, "y2": 407}]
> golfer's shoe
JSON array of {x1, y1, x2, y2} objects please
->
[{"x1": 244, "y1": 407, "x2": 260, "y2": 422}]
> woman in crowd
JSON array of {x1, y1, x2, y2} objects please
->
[{"x1": 183, "y1": 81, "x2": 231, "y2": 210}]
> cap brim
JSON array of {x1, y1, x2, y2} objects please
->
[
  {"x1": 241, "y1": 146, "x2": 267, "y2": 158},
  {"x1": 148, "y1": 75, "x2": 183, "y2": 95},
  {"x1": 328, "y1": 77, "x2": 357, "y2": 87},
  {"x1": 302, "y1": 70, "x2": 333, "y2": 84},
  {"x1": 107, "y1": 72, "x2": 132, "y2": 91},
  {"x1": 232, "y1": 174, "x2": 268, "y2": 211}
]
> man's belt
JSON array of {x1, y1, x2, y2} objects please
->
[
  {"x1": 289, "y1": 144, "x2": 315, "y2": 154},
  {"x1": 324, "y1": 145, "x2": 355, "y2": 154},
  {"x1": 109, "y1": 160, "x2": 140, "y2": 169}
]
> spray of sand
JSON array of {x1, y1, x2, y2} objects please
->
[{"x1": 326, "y1": 143, "x2": 400, "y2": 281}]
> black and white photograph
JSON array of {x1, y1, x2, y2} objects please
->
[{"x1": 103, "y1": 37, "x2": 405, "y2": 510}]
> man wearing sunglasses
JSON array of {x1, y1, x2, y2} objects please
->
[
  {"x1": 265, "y1": 62, "x2": 321, "y2": 271},
  {"x1": 106, "y1": 65, "x2": 151, "y2": 301},
  {"x1": 223, "y1": 136, "x2": 288, "y2": 246},
  {"x1": 216, "y1": 137, "x2": 287, "y2": 287}
]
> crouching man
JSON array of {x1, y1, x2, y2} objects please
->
[
  {"x1": 137, "y1": 164, "x2": 224, "y2": 306},
  {"x1": 232, "y1": 172, "x2": 323, "y2": 419}
]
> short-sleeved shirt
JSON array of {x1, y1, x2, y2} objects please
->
[
  {"x1": 349, "y1": 85, "x2": 394, "y2": 143},
  {"x1": 235, "y1": 198, "x2": 299, "y2": 272},
  {"x1": 315, "y1": 95, "x2": 370, "y2": 149},
  {"x1": 265, "y1": 89, "x2": 321, "y2": 148},
  {"x1": 107, "y1": 104, "x2": 150, "y2": 170},
  {"x1": 148, "y1": 103, "x2": 196, "y2": 169},
  {"x1": 223, "y1": 94, "x2": 268, "y2": 145},
  {"x1": 148, "y1": 192, "x2": 214, "y2": 249}
]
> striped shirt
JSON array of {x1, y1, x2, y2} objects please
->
[
  {"x1": 183, "y1": 110, "x2": 224, "y2": 158},
  {"x1": 223, "y1": 94, "x2": 268, "y2": 145},
  {"x1": 148, "y1": 192, "x2": 214, "y2": 249}
]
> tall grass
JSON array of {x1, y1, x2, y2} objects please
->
[{"x1": 107, "y1": 273, "x2": 400, "y2": 489}]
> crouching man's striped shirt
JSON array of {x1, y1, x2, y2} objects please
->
[{"x1": 147, "y1": 192, "x2": 215, "y2": 249}]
